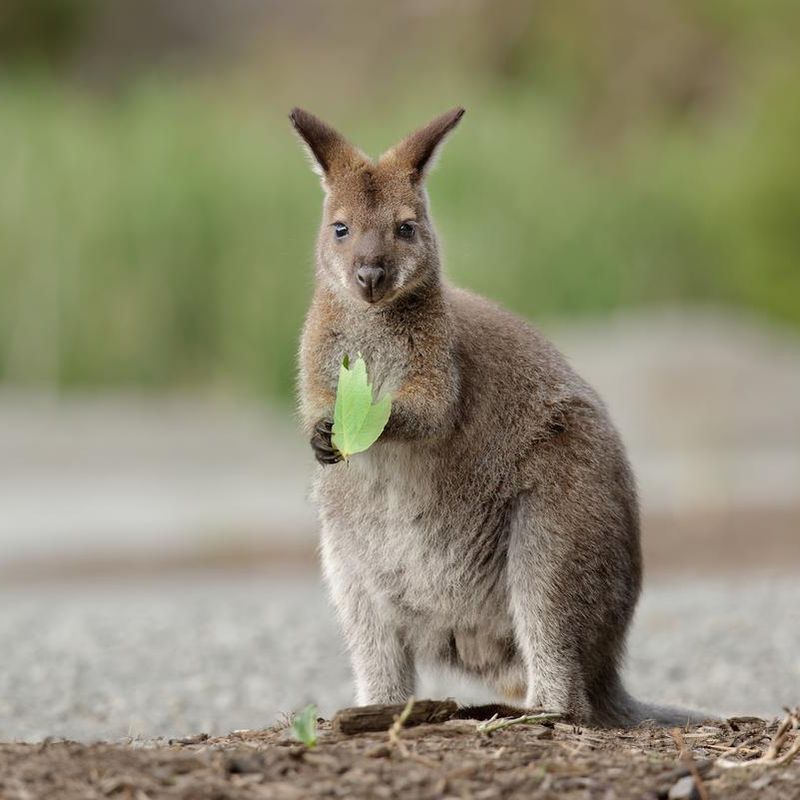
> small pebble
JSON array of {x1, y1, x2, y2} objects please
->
[
  {"x1": 667, "y1": 775, "x2": 699, "y2": 800},
  {"x1": 750, "y1": 774, "x2": 772, "y2": 790}
]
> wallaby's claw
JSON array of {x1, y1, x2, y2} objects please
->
[
  {"x1": 315, "y1": 419, "x2": 333, "y2": 436},
  {"x1": 311, "y1": 418, "x2": 342, "y2": 465}
]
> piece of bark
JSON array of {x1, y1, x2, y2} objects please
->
[{"x1": 333, "y1": 699, "x2": 458, "y2": 735}]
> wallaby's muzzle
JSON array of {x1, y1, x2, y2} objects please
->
[{"x1": 355, "y1": 264, "x2": 388, "y2": 303}]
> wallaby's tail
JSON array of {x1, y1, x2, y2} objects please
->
[{"x1": 591, "y1": 676, "x2": 716, "y2": 728}]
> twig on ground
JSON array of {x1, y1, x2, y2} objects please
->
[
  {"x1": 703, "y1": 742, "x2": 763, "y2": 756},
  {"x1": 765, "y1": 707, "x2": 800, "y2": 762},
  {"x1": 477, "y1": 712, "x2": 562, "y2": 735},
  {"x1": 168, "y1": 733, "x2": 209, "y2": 746},
  {"x1": 717, "y1": 706, "x2": 800, "y2": 769},
  {"x1": 713, "y1": 728, "x2": 769, "y2": 758}
]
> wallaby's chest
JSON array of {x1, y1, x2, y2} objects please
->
[
  {"x1": 319, "y1": 324, "x2": 411, "y2": 399},
  {"x1": 317, "y1": 445, "x2": 510, "y2": 626}
]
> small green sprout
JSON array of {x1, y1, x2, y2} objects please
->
[{"x1": 291, "y1": 704, "x2": 318, "y2": 748}]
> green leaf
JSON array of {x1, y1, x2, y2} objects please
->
[
  {"x1": 331, "y1": 354, "x2": 392, "y2": 459},
  {"x1": 291, "y1": 704, "x2": 318, "y2": 748}
]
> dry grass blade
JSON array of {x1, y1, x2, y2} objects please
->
[
  {"x1": 388, "y1": 697, "x2": 415, "y2": 744},
  {"x1": 387, "y1": 697, "x2": 415, "y2": 757},
  {"x1": 385, "y1": 697, "x2": 441, "y2": 769}
]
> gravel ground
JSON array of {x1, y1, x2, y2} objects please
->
[
  {"x1": 3, "y1": 713, "x2": 798, "y2": 799},
  {"x1": 0, "y1": 572, "x2": 798, "y2": 742}
]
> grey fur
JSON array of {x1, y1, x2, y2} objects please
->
[{"x1": 292, "y1": 108, "x2": 705, "y2": 727}]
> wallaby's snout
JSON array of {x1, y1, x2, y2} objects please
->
[
  {"x1": 290, "y1": 106, "x2": 465, "y2": 307},
  {"x1": 350, "y1": 229, "x2": 393, "y2": 304},
  {"x1": 356, "y1": 264, "x2": 387, "y2": 303}
]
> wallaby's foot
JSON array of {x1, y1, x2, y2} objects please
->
[
  {"x1": 525, "y1": 686, "x2": 591, "y2": 726},
  {"x1": 311, "y1": 418, "x2": 342, "y2": 465}
]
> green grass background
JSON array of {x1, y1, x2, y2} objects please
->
[{"x1": 1, "y1": 2, "x2": 799, "y2": 403}]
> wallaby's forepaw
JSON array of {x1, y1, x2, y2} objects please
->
[{"x1": 311, "y1": 418, "x2": 342, "y2": 465}]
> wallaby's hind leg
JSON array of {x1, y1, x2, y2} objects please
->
[
  {"x1": 507, "y1": 474, "x2": 641, "y2": 725},
  {"x1": 507, "y1": 506, "x2": 590, "y2": 721}
]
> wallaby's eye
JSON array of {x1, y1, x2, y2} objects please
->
[
  {"x1": 333, "y1": 222, "x2": 349, "y2": 240},
  {"x1": 397, "y1": 222, "x2": 416, "y2": 240}
]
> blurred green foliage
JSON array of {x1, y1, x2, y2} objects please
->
[
  {"x1": 1, "y1": 1, "x2": 798, "y2": 403},
  {"x1": 0, "y1": 0, "x2": 96, "y2": 65}
]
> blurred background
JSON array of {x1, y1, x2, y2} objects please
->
[{"x1": 0, "y1": 0, "x2": 798, "y2": 741}]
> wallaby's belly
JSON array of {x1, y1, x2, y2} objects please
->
[{"x1": 315, "y1": 440, "x2": 516, "y2": 648}]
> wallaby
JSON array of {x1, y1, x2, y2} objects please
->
[{"x1": 291, "y1": 106, "x2": 699, "y2": 727}]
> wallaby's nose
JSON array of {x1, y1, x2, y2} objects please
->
[{"x1": 356, "y1": 265, "x2": 386, "y2": 301}]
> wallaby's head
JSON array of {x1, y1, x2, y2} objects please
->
[{"x1": 290, "y1": 107, "x2": 464, "y2": 305}]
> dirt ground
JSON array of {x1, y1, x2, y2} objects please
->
[{"x1": 2, "y1": 706, "x2": 798, "y2": 799}]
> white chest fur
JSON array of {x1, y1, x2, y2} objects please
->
[{"x1": 316, "y1": 442, "x2": 507, "y2": 631}]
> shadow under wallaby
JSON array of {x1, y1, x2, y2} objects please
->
[{"x1": 292, "y1": 106, "x2": 705, "y2": 727}]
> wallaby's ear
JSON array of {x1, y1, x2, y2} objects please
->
[
  {"x1": 289, "y1": 108, "x2": 362, "y2": 183},
  {"x1": 382, "y1": 107, "x2": 465, "y2": 182}
]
